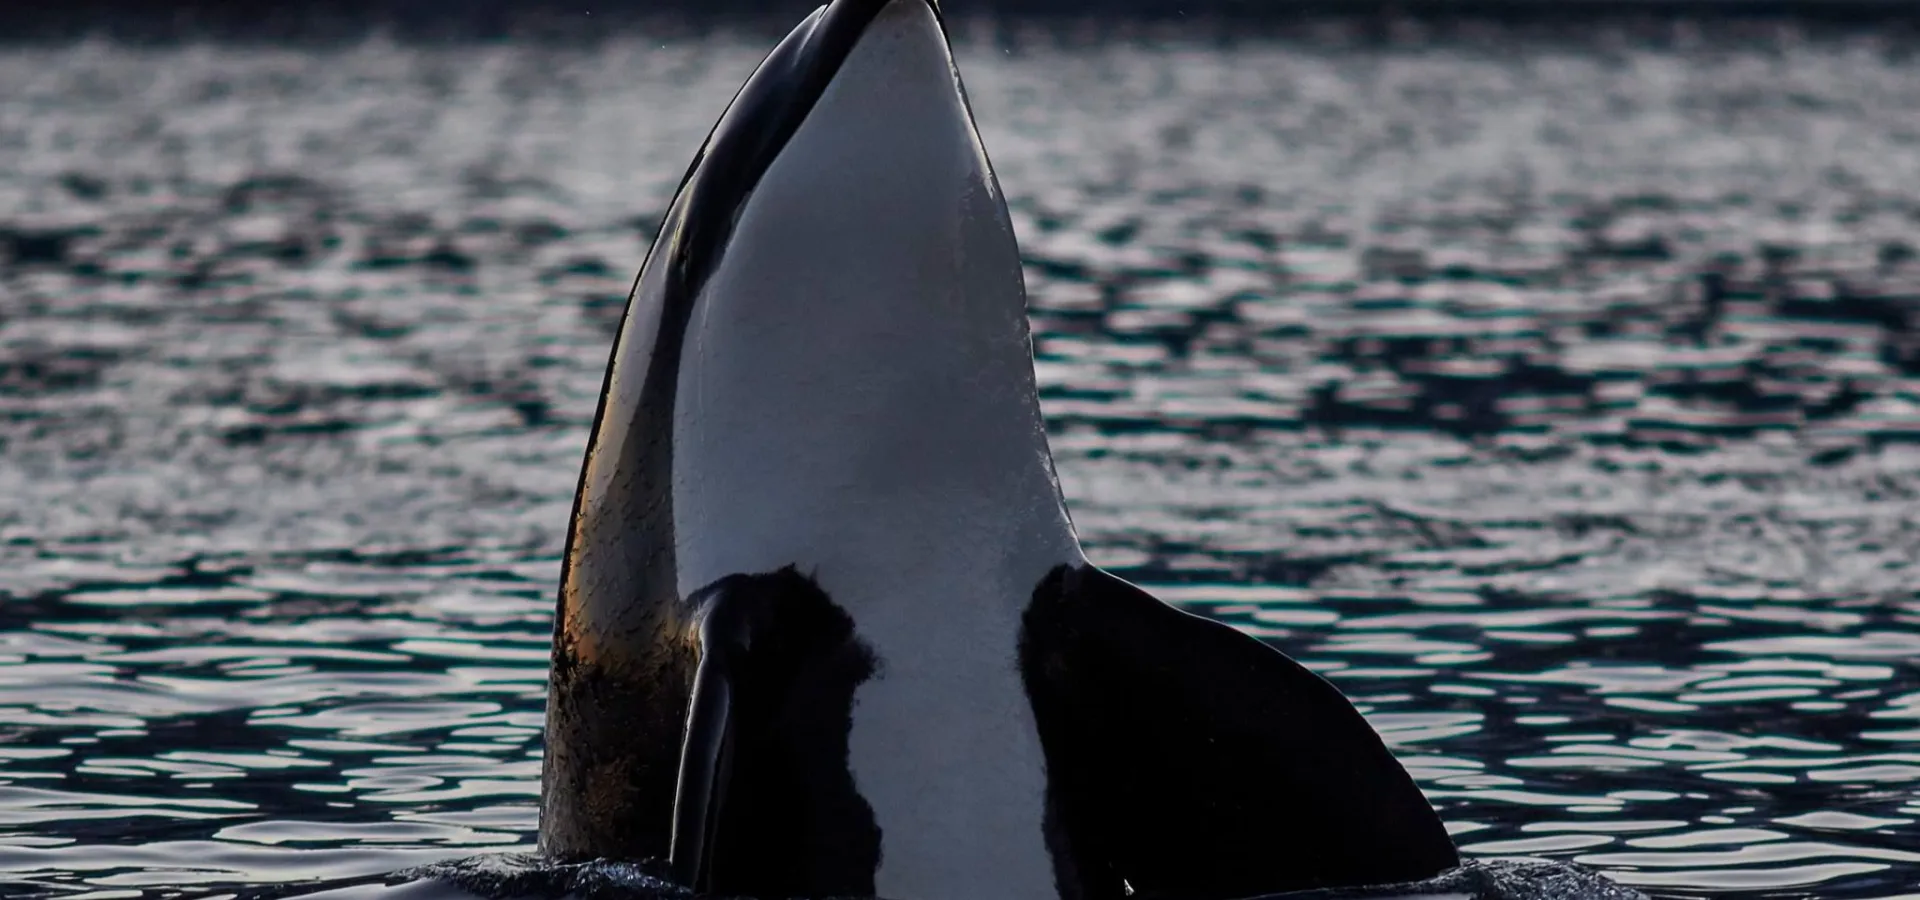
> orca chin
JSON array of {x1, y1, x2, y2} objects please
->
[{"x1": 537, "y1": 0, "x2": 1477, "y2": 899}]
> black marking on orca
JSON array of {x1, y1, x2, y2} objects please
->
[
  {"x1": 1019, "y1": 564, "x2": 1460, "y2": 900},
  {"x1": 669, "y1": 568, "x2": 881, "y2": 897},
  {"x1": 543, "y1": 0, "x2": 944, "y2": 862}
]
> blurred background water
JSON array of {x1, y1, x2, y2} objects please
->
[{"x1": 4, "y1": 3, "x2": 1920, "y2": 898}]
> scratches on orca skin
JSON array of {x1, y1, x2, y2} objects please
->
[
  {"x1": 1019, "y1": 563, "x2": 1459, "y2": 900},
  {"x1": 540, "y1": 600, "x2": 697, "y2": 863}
]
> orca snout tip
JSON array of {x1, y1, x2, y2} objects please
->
[
  {"x1": 801, "y1": 0, "x2": 955, "y2": 106},
  {"x1": 820, "y1": 0, "x2": 946, "y2": 37},
  {"x1": 837, "y1": 0, "x2": 940, "y2": 14}
]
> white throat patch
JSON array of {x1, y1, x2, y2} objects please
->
[{"x1": 669, "y1": 2, "x2": 1082, "y2": 900}]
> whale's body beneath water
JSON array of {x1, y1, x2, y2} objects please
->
[{"x1": 298, "y1": 1, "x2": 1648, "y2": 899}]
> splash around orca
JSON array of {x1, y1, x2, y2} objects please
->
[{"x1": 363, "y1": 1, "x2": 1644, "y2": 900}]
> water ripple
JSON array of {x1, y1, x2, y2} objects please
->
[{"x1": 4, "y1": 15, "x2": 1920, "y2": 900}]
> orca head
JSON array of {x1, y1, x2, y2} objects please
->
[
  {"x1": 547, "y1": 7, "x2": 1465, "y2": 896},
  {"x1": 551, "y1": 5, "x2": 1082, "y2": 867},
  {"x1": 597, "y1": 0, "x2": 1084, "y2": 598},
  {"x1": 557, "y1": 4, "x2": 1090, "y2": 894}
]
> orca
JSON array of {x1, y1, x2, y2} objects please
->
[{"x1": 539, "y1": 1, "x2": 1460, "y2": 899}]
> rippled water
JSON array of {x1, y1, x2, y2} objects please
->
[{"x1": 4, "y1": 17, "x2": 1920, "y2": 900}]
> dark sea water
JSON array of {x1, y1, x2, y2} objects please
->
[{"x1": 4, "y1": 15, "x2": 1920, "y2": 900}]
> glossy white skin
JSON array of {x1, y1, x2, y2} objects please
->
[{"x1": 670, "y1": 3, "x2": 1083, "y2": 900}]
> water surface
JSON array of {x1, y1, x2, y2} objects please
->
[{"x1": 3, "y1": 18, "x2": 1920, "y2": 900}]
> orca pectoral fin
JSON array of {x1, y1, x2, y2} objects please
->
[
  {"x1": 664, "y1": 569, "x2": 881, "y2": 898},
  {"x1": 668, "y1": 588, "x2": 748, "y2": 893},
  {"x1": 1020, "y1": 565, "x2": 1460, "y2": 900}
]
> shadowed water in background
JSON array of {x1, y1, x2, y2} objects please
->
[{"x1": 4, "y1": 10, "x2": 1920, "y2": 899}]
